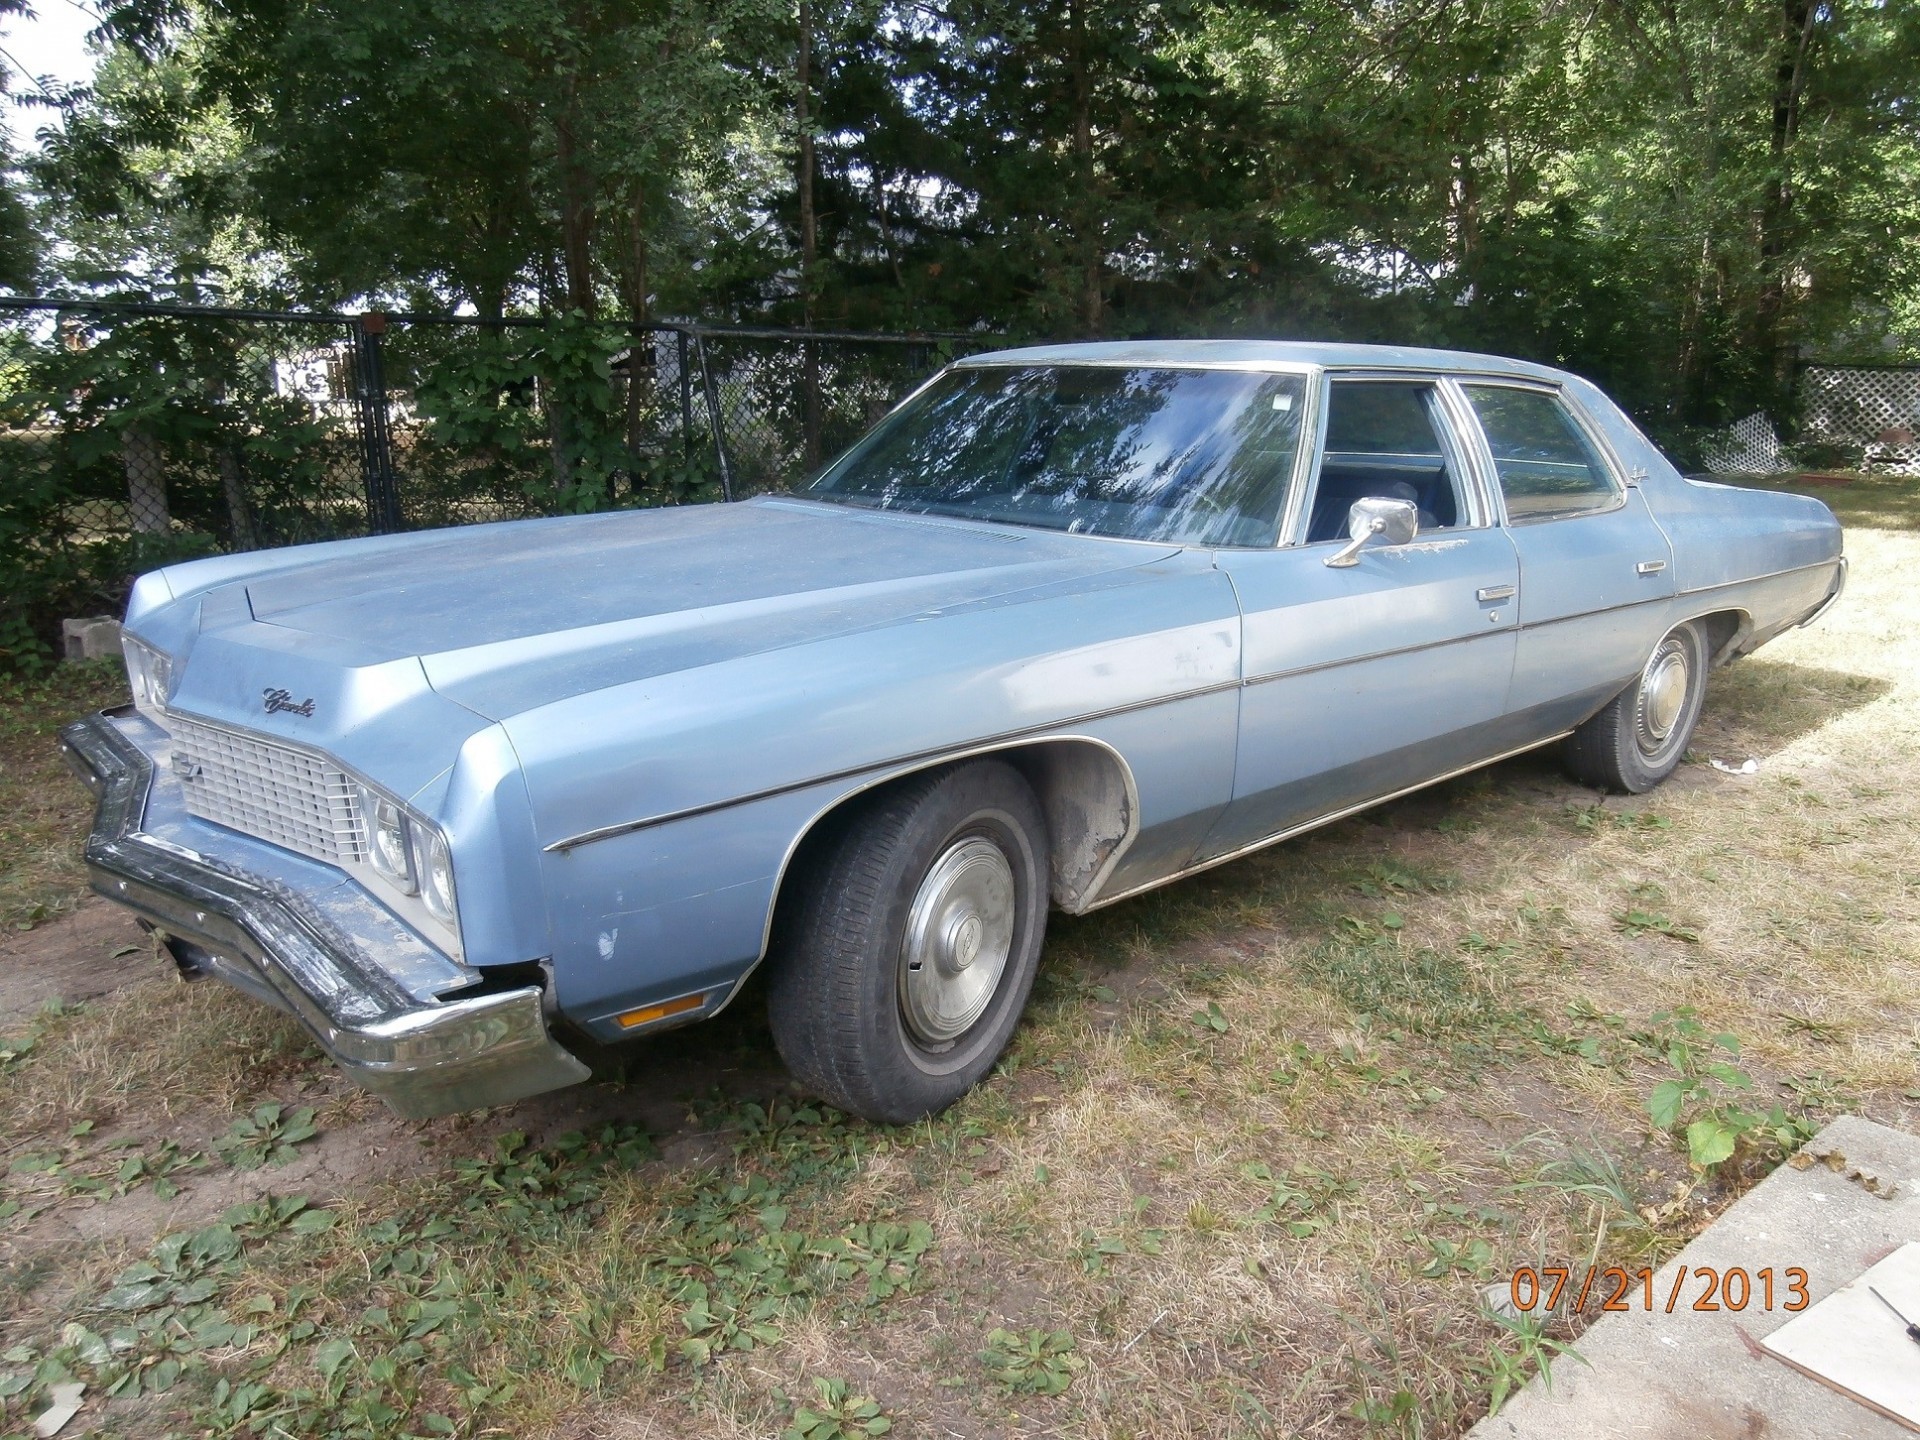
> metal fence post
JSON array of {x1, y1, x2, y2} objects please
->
[
  {"x1": 353, "y1": 312, "x2": 403, "y2": 533},
  {"x1": 677, "y1": 328, "x2": 694, "y2": 464},
  {"x1": 802, "y1": 336, "x2": 821, "y2": 472},
  {"x1": 694, "y1": 331, "x2": 734, "y2": 502}
]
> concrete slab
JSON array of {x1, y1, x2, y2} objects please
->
[
  {"x1": 1471, "y1": 1115, "x2": 1920, "y2": 1440},
  {"x1": 61, "y1": 616, "x2": 120, "y2": 662}
]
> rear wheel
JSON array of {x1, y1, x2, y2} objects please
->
[
  {"x1": 1562, "y1": 621, "x2": 1710, "y2": 794},
  {"x1": 766, "y1": 760, "x2": 1048, "y2": 1124}
]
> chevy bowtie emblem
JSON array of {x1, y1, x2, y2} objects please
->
[{"x1": 263, "y1": 687, "x2": 317, "y2": 717}]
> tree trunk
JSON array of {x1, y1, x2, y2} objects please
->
[
  {"x1": 874, "y1": 169, "x2": 905, "y2": 290},
  {"x1": 1754, "y1": 0, "x2": 1818, "y2": 411},
  {"x1": 218, "y1": 447, "x2": 258, "y2": 550},
  {"x1": 1675, "y1": 232, "x2": 1713, "y2": 425},
  {"x1": 122, "y1": 423, "x2": 169, "y2": 534},
  {"x1": 555, "y1": 95, "x2": 598, "y2": 317},
  {"x1": 798, "y1": 0, "x2": 816, "y2": 324},
  {"x1": 1452, "y1": 154, "x2": 1480, "y2": 297},
  {"x1": 798, "y1": 0, "x2": 821, "y2": 468},
  {"x1": 621, "y1": 192, "x2": 650, "y2": 327},
  {"x1": 622, "y1": 191, "x2": 651, "y2": 468},
  {"x1": 1068, "y1": 0, "x2": 1102, "y2": 336}
]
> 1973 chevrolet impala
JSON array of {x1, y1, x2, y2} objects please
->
[{"x1": 64, "y1": 341, "x2": 1845, "y2": 1124}]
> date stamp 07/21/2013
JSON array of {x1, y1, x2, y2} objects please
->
[{"x1": 1507, "y1": 1265, "x2": 1811, "y2": 1317}]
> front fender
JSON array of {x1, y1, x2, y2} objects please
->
[{"x1": 507, "y1": 559, "x2": 1243, "y2": 1037}]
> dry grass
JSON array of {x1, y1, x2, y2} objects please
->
[
  {"x1": 0, "y1": 660, "x2": 127, "y2": 930},
  {"x1": 3, "y1": 473, "x2": 1918, "y2": 1438},
  {"x1": 0, "y1": 975, "x2": 320, "y2": 1137}
]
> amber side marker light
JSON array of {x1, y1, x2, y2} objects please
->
[{"x1": 615, "y1": 993, "x2": 705, "y2": 1030}]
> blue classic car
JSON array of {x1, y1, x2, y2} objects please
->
[{"x1": 64, "y1": 341, "x2": 1845, "y2": 1123}]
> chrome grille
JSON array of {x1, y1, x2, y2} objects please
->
[{"x1": 166, "y1": 715, "x2": 366, "y2": 864}]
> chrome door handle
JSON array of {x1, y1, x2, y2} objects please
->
[
  {"x1": 1637, "y1": 559, "x2": 1668, "y2": 575},
  {"x1": 1476, "y1": 584, "x2": 1516, "y2": 602}
]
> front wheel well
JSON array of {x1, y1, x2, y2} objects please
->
[{"x1": 774, "y1": 740, "x2": 1137, "y2": 927}]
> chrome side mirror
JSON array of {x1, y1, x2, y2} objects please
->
[{"x1": 1325, "y1": 497, "x2": 1419, "y2": 568}]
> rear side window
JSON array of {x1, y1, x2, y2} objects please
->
[{"x1": 1464, "y1": 385, "x2": 1620, "y2": 522}]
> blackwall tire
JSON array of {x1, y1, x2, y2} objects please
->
[
  {"x1": 1562, "y1": 621, "x2": 1710, "y2": 794},
  {"x1": 766, "y1": 760, "x2": 1049, "y2": 1124}
]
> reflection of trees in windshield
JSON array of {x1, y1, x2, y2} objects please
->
[
  {"x1": 1005, "y1": 368, "x2": 1175, "y2": 510},
  {"x1": 806, "y1": 366, "x2": 1306, "y2": 546}
]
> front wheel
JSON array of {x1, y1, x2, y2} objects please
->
[
  {"x1": 766, "y1": 760, "x2": 1049, "y2": 1124},
  {"x1": 1562, "y1": 620, "x2": 1710, "y2": 794}
]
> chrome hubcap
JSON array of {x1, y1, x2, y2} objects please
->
[
  {"x1": 1638, "y1": 643, "x2": 1690, "y2": 747},
  {"x1": 899, "y1": 835, "x2": 1015, "y2": 1047}
]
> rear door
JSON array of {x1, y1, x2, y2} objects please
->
[
  {"x1": 1453, "y1": 381, "x2": 1678, "y2": 735},
  {"x1": 1198, "y1": 373, "x2": 1521, "y2": 862}
]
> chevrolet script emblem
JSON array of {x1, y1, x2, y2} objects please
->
[{"x1": 262, "y1": 687, "x2": 317, "y2": 717}]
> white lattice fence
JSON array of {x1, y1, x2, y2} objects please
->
[
  {"x1": 1801, "y1": 365, "x2": 1920, "y2": 475},
  {"x1": 1700, "y1": 412, "x2": 1784, "y2": 474}
]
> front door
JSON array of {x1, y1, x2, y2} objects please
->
[{"x1": 1199, "y1": 376, "x2": 1522, "y2": 862}]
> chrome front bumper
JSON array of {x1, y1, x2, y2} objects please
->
[{"x1": 60, "y1": 709, "x2": 591, "y2": 1119}]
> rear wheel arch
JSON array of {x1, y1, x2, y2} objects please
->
[{"x1": 1692, "y1": 608, "x2": 1751, "y2": 667}]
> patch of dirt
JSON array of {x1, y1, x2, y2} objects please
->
[
  {"x1": 10, "y1": 1061, "x2": 791, "y2": 1244},
  {"x1": 1, "y1": 976, "x2": 804, "y2": 1279},
  {"x1": 21, "y1": 1110, "x2": 429, "y2": 1249},
  {"x1": 0, "y1": 898, "x2": 150, "y2": 1027}
]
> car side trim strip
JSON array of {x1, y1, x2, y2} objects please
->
[
  {"x1": 542, "y1": 679, "x2": 1241, "y2": 853},
  {"x1": 546, "y1": 554, "x2": 1840, "y2": 856},
  {"x1": 1235, "y1": 556, "x2": 1837, "y2": 690},
  {"x1": 1674, "y1": 555, "x2": 1836, "y2": 598},
  {"x1": 1241, "y1": 627, "x2": 1500, "y2": 690}
]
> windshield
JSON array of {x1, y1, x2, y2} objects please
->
[{"x1": 802, "y1": 364, "x2": 1309, "y2": 546}]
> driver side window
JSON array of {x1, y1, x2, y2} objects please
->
[{"x1": 1306, "y1": 381, "x2": 1471, "y2": 543}]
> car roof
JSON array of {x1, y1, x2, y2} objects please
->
[{"x1": 953, "y1": 338, "x2": 1571, "y2": 383}]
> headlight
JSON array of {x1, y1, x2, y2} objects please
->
[
  {"x1": 359, "y1": 787, "x2": 417, "y2": 894},
  {"x1": 349, "y1": 778, "x2": 457, "y2": 948},
  {"x1": 414, "y1": 826, "x2": 456, "y2": 925},
  {"x1": 122, "y1": 634, "x2": 173, "y2": 717}
]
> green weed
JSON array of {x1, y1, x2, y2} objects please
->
[
  {"x1": 980, "y1": 1327, "x2": 1084, "y2": 1396},
  {"x1": 1641, "y1": 1010, "x2": 1815, "y2": 1167},
  {"x1": 1475, "y1": 1310, "x2": 1586, "y2": 1416},
  {"x1": 214, "y1": 1103, "x2": 319, "y2": 1170},
  {"x1": 781, "y1": 1377, "x2": 893, "y2": 1440}
]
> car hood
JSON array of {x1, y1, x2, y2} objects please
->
[{"x1": 235, "y1": 497, "x2": 1181, "y2": 720}]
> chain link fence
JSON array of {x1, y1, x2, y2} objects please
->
[
  {"x1": 0, "y1": 298, "x2": 989, "y2": 668},
  {"x1": 694, "y1": 328, "x2": 952, "y2": 499}
]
